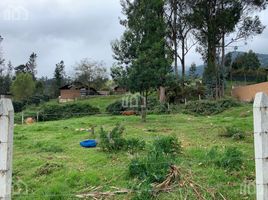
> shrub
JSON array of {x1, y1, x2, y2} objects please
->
[
  {"x1": 151, "y1": 103, "x2": 170, "y2": 114},
  {"x1": 129, "y1": 148, "x2": 171, "y2": 183},
  {"x1": 106, "y1": 100, "x2": 126, "y2": 115},
  {"x1": 99, "y1": 124, "x2": 126, "y2": 152},
  {"x1": 218, "y1": 127, "x2": 245, "y2": 140},
  {"x1": 99, "y1": 125, "x2": 145, "y2": 153},
  {"x1": 153, "y1": 135, "x2": 181, "y2": 155},
  {"x1": 207, "y1": 146, "x2": 243, "y2": 171},
  {"x1": 12, "y1": 101, "x2": 25, "y2": 113},
  {"x1": 125, "y1": 138, "x2": 146, "y2": 154},
  {"x1": 39, "y1": 102, "x2": 100, "y2": 121},
  {"x1": 183, "y1": 99, "x2": 239, "y2": 116}
]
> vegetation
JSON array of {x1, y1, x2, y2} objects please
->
[
  {"x1": 39, "y1": 102, "x2": 100, "y2": 121},
  {"x1": 183, "y1": 99, "x2": 240, "y2": 116},
  {"x1": 12, "y1": 101, "x2": 254, "y2": 199}
]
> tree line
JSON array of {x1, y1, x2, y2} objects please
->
[
  {"x1": 111, "y1": 0, "x2": 267, "y2": 106},
  {"x1": 0, "y1": 37, "x2": 109, "y2": 104}
]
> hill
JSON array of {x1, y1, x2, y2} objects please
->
[{"x1": 187, "y1": 51, "x2": 268, "y2": 76}]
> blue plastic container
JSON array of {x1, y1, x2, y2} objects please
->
[{"x1": 80, "y1": 140, "x2": 97, "y2": 148}]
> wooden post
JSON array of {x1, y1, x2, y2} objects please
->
[
  {"x1": 254, "y1": 92, "x2": 268, "y2": 200},
  {"x1": 36, "y1": 112, "x2": 39, "y2": 123},
  {"x1": 21, "y1": 112, "x2": 24, "y2": 125},
  {"x1": 0, "y1": 98, "x2": 14, "y2": 200}
]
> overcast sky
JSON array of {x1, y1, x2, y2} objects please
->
[{"x1": 0, "y1": 0, "x2": 268, "y2": 78}]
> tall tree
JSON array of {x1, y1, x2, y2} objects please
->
[
  {"x1": 165, "y1": 0, "x2": 196, "y2": 81},
  {"x1": 15, "y1": 52, "x2": 38, "y2": 78},
  {"x1": 54, "y1": 60, "x2": 66, "y2": 97},
  {"x1": 74, "y1": 58, "x2": 108, "y2": 90},
  {"x1": 11, "y1": 73, "x2": 35, "y2": 101},
  {"x1": 190, "y1": 0, "x2": 242, "y2": 98},
  {"x1": 113, "y1": 0, "x2": 172, "y2": 121}
]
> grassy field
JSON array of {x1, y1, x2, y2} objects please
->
[{"x1": 13, "y1": 99, "x2": 255, "y2": 199}]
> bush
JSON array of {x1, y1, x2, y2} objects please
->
[
  {"x1": 183, "y1": 99, "x2": 239, "y2": 116},
  {"x1": 150, "y1": 103, "x2": 170, "y2": 114},
  {"x1": 12, "y1": 101, "x2": 25, "y2": 113},
  {"x1": 99, "y1": 124, "x2": 145, "y2": 153},
  {"x1": 125, "y1": 138, "x2": 146, "y2": 154},
  {"x1": 153, "y1": 135, "x2": 181, "y2": 155},
  {"x1": 106, "y1": 100, "x2": 126, "y2": 115},
  {"x1": 207, "y1": 146, "x2": 243, "y2": 171},
  {"x1": 99, "y1": 124, "x2": 126, "y2": 152},
  {"x1": 39, "y1": 102, "x2": 100, "y2": 121},
  {"x1": 218, "y1": 127, "x2": 245, "y2": 140},
  {"x1": 129, "y1": 148, "x2": 172, "y2": 183}
]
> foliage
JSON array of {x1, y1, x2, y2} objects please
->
[
  {"x1": 74, "y1": 58, "x2": 108, "y2": 90},
  {"x1": 153, "y1": 135, "x2": 181, "y2": 155},
  {"x1": 129, "y1": 148, "x2": 172, "y2": 183},
  {"x1": 207, "y1": 147, "x2": 243, "y2": 171},
  {"x1": 113, "y1": 0, "x2": 173, "y2": 121},
  {"x1": 110, "y1": 65, "x2": 128, "y2": 89},
  {"x1": 184, "y1": 99, "x2": 240, "y2": 116},
  {"x1": 189, "y1": 63, "x2": 198, "y2": 80},
  {"x1": 53, "y1": 60, "x2": 66, "y2": 97},
  {"x1": 106, "y1": 100, "x2": 126, "y2": 115},
  {"x1": 11, "y1": 73, "x2": 36, "y2": 101},
  {"x1": 99, "y1": 124, "x2": 145, "y2": 153},
  {"x1": 99, "y1": 124, "x2": 126, "y2": 152},
  {"x1": 232, "y1": 50, "x2": 261, "y2": 70},
  {"x1": 15, "y1": 52, "x2": 37, "y2": 79},
  {"x1": 39, "y1": 102, "x2": 100, "y2": 121},
  {"x1": 12, "y1": 101, "x2": 25, "y2": 113},
  {"x1": 218, "y1": 126, "x2": 245, "y2": 140}
]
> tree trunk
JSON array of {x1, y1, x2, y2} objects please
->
[
  {"x1": 141, "y1": 92, "x2": 147, "y2": 122},
  {"x1": 159, "y1": 86, "x2": 166, "y2": 103},
  {"x1": 173, "y1": 1, "x2": 179, "y2": 79},
  {"x1": 181, "y1": 38, "x2": 186, "y2": 86}
]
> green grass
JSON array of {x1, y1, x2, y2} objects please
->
[{"x1": 13, "y1": 101, "x2": 254, "y2": 199}]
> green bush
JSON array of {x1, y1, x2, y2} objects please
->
[
  {"x1": 125, "y1": 138, "x2": 146, "y2": 154},
  {"x1": 12, "y1": 101, "x2": 25, "y2": 113},
  {"x1": 207, "y1": 147, "x2": 243, "y2": 171},
  {"x1": 153, "y1": 135, "x2": 181, "y2": 155},
  {"x1": 129, "y1": 148, "x2": 172, "y2": 183},
  {"x1": 99, "y1": 124, "x2": 144, "y2": 153},
  {"x1": 39, "y1": 102, "x2": 100, "y2": 121},
  {"x1": 183, "y1": 99, "x2": 239, "y2": 116},
  {"x1": 106, "y1": 100, "x2": 126, "y2": 115},
  {"x1": 218, "y1": 127, "x2": 245, "y2": 140},
  {"x1": 99, "y1": 124, "x2": 126, "y2": 152},
  {"x1": 150, "y1": 103, "x2": 170, "y2": 114}
]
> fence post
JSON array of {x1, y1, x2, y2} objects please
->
[
  {"x1": 21, "y1": 112, "x2": 24, "y2": 125},
  {"x1": 0, "y1": 97, "x2": 14, "y2": 200},
  {"x1": 36, "y1": 112, "x2": 39, "y2": 123},
  {"x1": 254, "y1": 92, "x2": 268, "y2": 200}
]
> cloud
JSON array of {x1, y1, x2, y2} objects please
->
[{"x1": 0, "y1": 0, "x2": 267, "y2": 77}]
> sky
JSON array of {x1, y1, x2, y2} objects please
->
[{"x1": 0, "y1": 0, "x2": 267, "y2": 78}]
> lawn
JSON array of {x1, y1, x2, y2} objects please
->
[{"x1": 13, "y1": 101, "x2": 255, "y2": 199}]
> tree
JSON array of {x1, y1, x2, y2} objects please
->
[
  {"x1": 165, "y1": 0, "x2": 196, "y2": 81},
  {"x1": 190, "y1": 0, "x2": 242, "y2": 98},
  {"x1": 11, "y1": 73, "x2": 35, "y2": 101},
  {"x1": 54, "y1": 60, "x2": 66, "y2": 97},
  {"x1": 189, "y1": 62, "x2": 198, "y2": 80},
  {"x1": 74, "y1": 58, "x2": 108, "y2": 90},
  {"x1": 110, "y1": 64, "x2": 128, "y2": 89},
  {"x1": 114, "y1": 0, "x2": 172, "y2": 121},
  {"x1": 15, "y1": 52, "x2": 37, "y2": 78},
  {"x1": 232, "y1": 50, "x2": 261, "y2": 70}
]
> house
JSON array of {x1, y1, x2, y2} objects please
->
[
  {"x1": 232, "y1": 82, "x2": 268, "y2": 102},
  {"x1": 59, "y1": 84, "x2": 100, "y2": 103}
]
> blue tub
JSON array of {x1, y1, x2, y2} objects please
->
[{"x1": 80, "y1": 140, "x2": 97, "y2": 148}]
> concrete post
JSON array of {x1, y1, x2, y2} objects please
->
[{"x1": 254, "y1": 92, "x2": 268, "y2": 200}]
